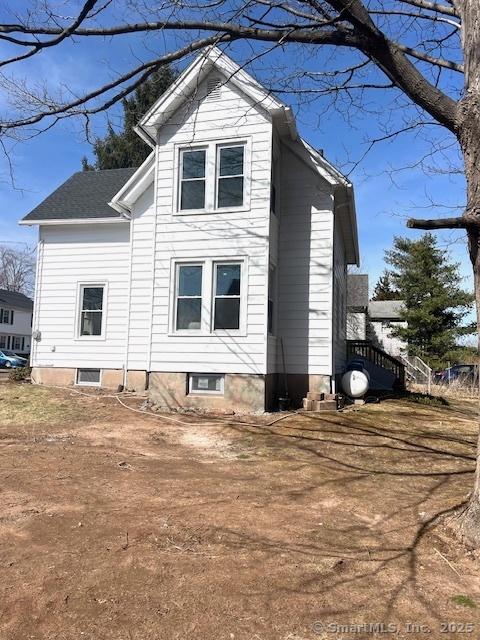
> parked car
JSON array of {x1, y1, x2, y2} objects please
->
[
  {"x1": 436, "y1": 364, "x2": 477, "y2": 385},
  {"x1": 0, "y1": 350, "x2": 28, "y2": 369}
]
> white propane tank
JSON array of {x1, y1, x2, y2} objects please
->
[{"x1": 341, "y1": 369, "x2": 370, "y2": 398}]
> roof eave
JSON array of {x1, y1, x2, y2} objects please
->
[
  {"x1": 19, "y1": 217, "x2": 127, "y2": 227},
  {"x1": 109, "y1": 151, "x2": 155, "y2": 213}
]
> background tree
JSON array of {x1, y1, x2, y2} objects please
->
[
  {"x1": 0, "y1": 245, "x2": 35, "y2": 297},
  {"x1": 383, "y1": 234, "x2": 474, "y2": 367},
  {"x1": 2, "y1": 0, "x2": 480, "y2": 543},
  {"x1": 371, "y1": 272, "x2": 398, "y2": 302},
  {"x1": 81, "y1": 68, "x2": 175, "y2": 170}
]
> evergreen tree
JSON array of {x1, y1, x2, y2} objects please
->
[
  {"x1": 82, "y1": 68, "x2": 175, "y2": 170},
  {"x1": 371, "y1": 271, "x2": 398, "y2": 301},
  {"x1": 384, "y1": 234, "x2": 474, "y2": 367}
]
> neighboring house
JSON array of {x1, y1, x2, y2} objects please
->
[
  {"x1": 20, "y1": 47, "x2": 359, "y2": 412},
  {"x1": 346, "y1": 274, "x2": 407, "y2": 357},
  {"x1": 368, "y1": 300, "x2": 407, "y2": 357},
  {"x1": 0, "y1": 289, "x2": 33, "y2": 356},
  {"x1": 346, "y1": 274, "x2": 368, "y2": 341}
]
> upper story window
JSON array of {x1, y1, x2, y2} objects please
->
[
  {"x1": 217, "y1": 145, "x2": 244, "y2": 208},
  {"x1": 177, "y1": 141, "x2": 247, "y2": 213},
  {"x1": 79, "y1": 285, "x2": 104, "y2": 337},
  {"x1": 180, "y1": 149, "x2": 206, "y2": 210},
  {"x1": 0, "y1": 309, "x2": 13, "y2": 324}
]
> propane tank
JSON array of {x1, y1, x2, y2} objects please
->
[{"x1": 341, "y1": 368, "x2": 370, "y2": 398}]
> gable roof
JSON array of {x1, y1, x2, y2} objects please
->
[
  {"x1": 20, "y1": 168, "x2": 137, "y2": 224},
  {"x1": 0, "y1": 289, "x2": 33, "y2": 310},
  {"x1": 136, "y1": 46, "x2": 294, "y2": 144},
  {"x1": 18, "y1": 48, "x2": 359, "y2": 265},
  {"x1": 368, "y1": 300, "x2": 405, "y2": 320}
]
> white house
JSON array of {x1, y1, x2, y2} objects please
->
[
  {"x1": 0, "y1": 289, "x2": 33, "y2": 356},
  {"x1": 20, "y1": 47, "x2": 359, "y2": 412},
  {"x1": 346, "y1": 274, "x2": 407, "y2": 358},
  {"x1": 368, "y1": 300, "x2": 408, "y2": 357}
]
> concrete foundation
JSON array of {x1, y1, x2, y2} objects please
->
[
  {"x1": 31, "y1": 367, "x2": 147, "y2": 392},
  {"x1": 31, "y1": 367, "x2": 76, "y2": 386},
  {"x1": 31, "y1": 367, "x2": 332, "y2": 412},
  {"x1": 149, "y1": 371, "x2": 266, "y2": 413}
]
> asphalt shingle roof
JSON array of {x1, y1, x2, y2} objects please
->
[
  {"x1": 368, "y1": 300, "x2": 405, "y2": 320},
  {"x1": 22, "y1": 168, "x2": 138, "y2": 222},
  {"x1": 347, "y1": 274, "x2": 369, "y2": 309},
  {"x1": 0, "y1": 289, "x2": 33, "y2": 310}
]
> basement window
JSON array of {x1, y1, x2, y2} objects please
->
[
  {"x1": 188, "y1": 373, "x2": 224, "y2": 395},
  {"x1": 76, "y1": 368, "x2": 101, "y2": 386}
]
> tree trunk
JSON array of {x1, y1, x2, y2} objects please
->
[{"x1": 450, "y1": 0, "x2": 480, "y2": 547}]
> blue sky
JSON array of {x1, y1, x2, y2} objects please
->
[{"x1": 0, "y1": 18, "x2": 470, "y2": 300}]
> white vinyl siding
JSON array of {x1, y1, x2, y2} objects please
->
[
  {"x1": 275, "y1": 144, "x2": 335, "y2": 376},
  {"x1": 150, "y1": 70, "x2": 272, "y2": 374},
  {"x1": 126, "y1": 184, "x2": 155, "y2": 370},
  {"x1": 32, "y1": 223, "x2": 130, "y2": 369},
  {"x1": 332, "y1": 217, "x2": 347, "y2": 374}
]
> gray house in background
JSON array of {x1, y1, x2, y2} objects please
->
[
  {"x1": 347, "y1": 274, "x2": 407, "y2": 357},
  {"x1": 0, "y1": 290, "x2": 34, "y2": 356}
]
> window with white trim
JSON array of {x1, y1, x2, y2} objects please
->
[
  {"x1": 172, "y1": 259, "x2": 245, "y2": 334},
  {"x1": 214, "y1": 263, "x2": 241, "y2": 330},
  {"x1": 175, "y1": 264, "x2": 203, "y2": 331},
  {"x1": 0, "y1": 309, "x2": 13, "y2": 324},
  {"x1": 216, "y1": 145, "x2": 244, "y2": 208},
  {"x1": 268, "y1": 265, "x2": 276, "y2": 335},
  {"x1": 79, "y1": 285, "x2": 104, "y2": 337},
  {"x1": 0, "y1": 335, "x2": 6, "y2": 349},
  {"x1": 179, "y1": 149, "x2": 206, "y2": 210},
  {"x1": 189, "y1": 373, "x2": 224, "y2": 395},
  {"x1": 177, "y1": 141, "x2": 247, "y2": 212},
  {"x1": 76, "y1": 368, "x2": 101, "y2": 386}
]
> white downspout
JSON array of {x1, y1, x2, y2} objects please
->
[
  {"x1": 31, "y1": 233, "x2": 44, "y2": 378},
  {"x1": 147, "y1": 142, "x2": 160, "y2": 374},
  {"x1": 123, "y1": 216, "x2": 134, "y2": 389}
]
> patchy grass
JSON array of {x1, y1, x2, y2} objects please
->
[
  {"x1": 1, "y1": 387, "x2": 480, "y2": 639},
  {"x1": 0, "y1": 382, "x2": 109, "y2": 427},
  {"x1": 452, "y1": 595, "x2": 477, "y2": 608},
  {"x1": 401, "y1": 390, "x2": 449, "y2": 407}
]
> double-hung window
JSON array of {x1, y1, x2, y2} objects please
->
[
  {"x1": 214, "y1": 263, "x2": 241, "y2": 330},
  {"x1": 79, "y1": 286, "x2": 104, "y2": 337},
  {"x1": 179, "y1": 149, "x2": 206, "y2": 210},
  {"x1": 175, "y1": 265, "x2": 203, "y2": 331},
  {"x1": 0, "y1": 309, "x2": 13, "y2": 324},
  {"x1": 177, "y1": 141, "x2": 247, "y2": 212},
  {"x1": 172, "y1": 260, "x2": 244, "y2": 333},
  {"x1": 216, "y1": 145, "x2": 244, "y2": 208}
]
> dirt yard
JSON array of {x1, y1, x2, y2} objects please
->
[{"x1": 1, "y1": 384, "x2": 480, "y2": 639}]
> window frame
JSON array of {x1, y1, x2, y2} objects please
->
[
  {"x1": 188, "y1": 373, "x2": 225, "y2": 396},
  {"x1": 174, "y1": 138, "x2": 251, "y2": 215},
  {"x1": 170, "y1": 257, "x2": 247, "y2": 336},
  {"x1": 268, "y1": 264, "x2": 277, "y2": 336},
  {"x1": 215, "y1": 143, "x2": 246, "y2": 210},
  {"x1": 212, "y1": 261, "x2": 243, "y2": 332},
  {"x1": 76, "y1": 283, "x2": 107, "y2": 340},
  {"x1": 178, "y1": 147, "x2": 208, "y2": 212},
  {"x1": 76, "y1": 368, "x2": 102, "y2": 387},
  {"x1": 174, "y1": 263, "x2": 204, "y2": 333}
]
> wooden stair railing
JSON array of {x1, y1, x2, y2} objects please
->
[{"x1": 346, "y1": 340, "x2": 406, "y2": 389}]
